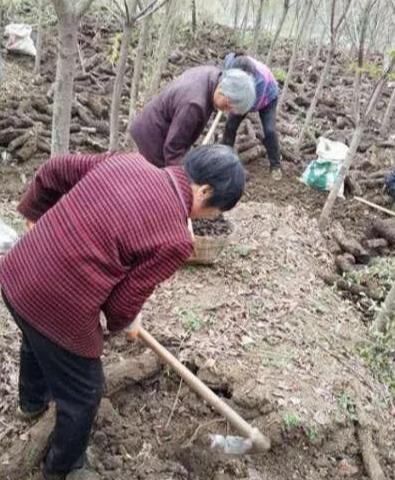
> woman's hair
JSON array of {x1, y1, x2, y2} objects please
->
[
  {"x1": 223, "y1": 52, "x2": 257, "y2": 76},
  {"x1": 217, "y1": 68, "x2": 256, "y2": 115},
  {"x1": 184, "y1": 144, "x2": 245, "y2": 211}
]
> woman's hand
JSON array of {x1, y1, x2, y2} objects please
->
[
  {"x1": 26, "y1": 220, "x2": 35, "y2": 231},
  {"x1": 125, "y1": 314, "x2": 142, "y2": 341}
]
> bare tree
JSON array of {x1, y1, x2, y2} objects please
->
[
  {"x1": 191, "y1": 0, "x2": 197, "y2": 34},
  {"x1": 373, "y1": 281, "x2": 395, "y2": 334},
  {"x1": 50, "y1": 0, "x2": 94, "y2": 155},
  {"x1": 240, "y1": 0, "x2": 251, "y2": 43},
  {"x1": 109, "y1": 0, "x2": 170, "y2": 150},
  {"x1": 109, "y1": 0, "x2": 139, "y2": 151},
  {"x1": 233, "y1": 0, "x2": 240, "y2": 30},
  {"x1": 266, "y1": 0, "x2": 290, "y2": 66},
  {"x1": 381, "y1": 85, "x2": 395, "y2": 137},
  {"x1": 301, "y1": 0, "x2": 324, "y2": 73},
  {"x1": 144, "y1": 0, "x2": 178, "y2": 102},
  {"x1": 34, "y1": 0, "x2": 45, "y2": 75},
  {"x1": 0, "y1": 0, "x2": 6, "y2": 46},
  {"x1": 296, "y1": 0, "x2": 353, "y2": 151},
  {"x1": 352, "y1": 0, "x2": 379, "y2": 119},
  {"x1": 278, "y1": 1, "x2": 313, "y2": 111},
  {"x1": 127, "y1": 12, "x2": 153, "y2": 146},
  {"x1": 311, "y1": 26, "x2": 326, "y2": 73},
  {"x1": 251, "y1": 0, "x2": 265, "y2": 54},
  {"x1": 319, "y1": 55, "x2": 395, "y2": 229},
  {"x1": 288, "y1": 0, "x2": 301, "y2": 38}
]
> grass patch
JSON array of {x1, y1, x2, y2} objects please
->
[
  {"x1": 283, "y1": 411, "x2": 301, "y2": 429},
  {"x1": 232, "y1": 244, "x2": 255, "y2": 258},
  {"x1": 337, "y1": 391, "x2": 357, "y2": 421},
  {"x1": 273, "y1": 68, "x2": 287, "y2": 83},
  {"x1": 176, "y1": 307, "x2": 214, "y2": 332},
  {"x1": 305, "y1": 425, "x2": 319, "y2": 443},
  {"x1": 341, "y1": 257, "x2": 395, "y2": 315},
  {"x1": 183, "y1": 264, "x2": 197, "y2": 273},
  {"x1": 358, "y1": 327, "x2": 395, "y2": 398}
]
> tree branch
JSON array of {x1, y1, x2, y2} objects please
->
[
  {"x1": 124, "y1": 0, "x2": 131, "y2": 24},
  {"x1": 364, "y1": 54, "x2": 395, "y2": 121},
  {"x1": 103, "y1": 0, "x2": 125, "y2": 22},
  {"x1": 330, "y1": 0, "x2": 337, "y2": 38},
  {"x1": 134, "y1": 0, "x2": 169, "y2": 22},
  {"x1": 76, "y1": 0, "x2": 95, "y2": 17},
  {"x1": 333, "y1": 0, "x2": 353, "y2": 38},
  {"x1": 51, "y1": 0, "x2": 70, "y2": 18},
  {"x1": 134, "y1": 0, "x2": 158, "y2": 18}
]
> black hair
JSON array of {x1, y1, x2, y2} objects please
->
[
  {"x1": 184, "y1": 145, "x2": 245, "y2": 211},
  {"x1": 229, "y1": 55, "x2": 257, "y2": 76}
]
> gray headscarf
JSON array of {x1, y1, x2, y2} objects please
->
[{"x1": 217, "y1": 68, "x2": 256, "y2": 115}]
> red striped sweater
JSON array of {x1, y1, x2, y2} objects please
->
[{"x1": 0, "y1": 152, "x2": 194, "y2": 358}]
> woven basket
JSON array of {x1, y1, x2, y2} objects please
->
[
  {"x1": 186, "y1": 234, "x2": 230, "y2": 265},
  {"x1": 186, "y1": 216, "x2": 236, "y2": 266}
]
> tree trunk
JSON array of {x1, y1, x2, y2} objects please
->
[
  {"x1": 319, "y1": 55, "x2": 394, "y2": 228},
  {"x1": 109, "y1": 13, "x2": 136, "y2": 151},
  {"x1": 288, "y1": 0, "x2": 300, "y2": 38},
  {"x1": 296, "y1": 0, "x2": 353, "y2": 147},
  {"x1": 233, "y1": 0, "x2": 240, "y2": 30},
  {"x1": 127, "y1": 14, "x2": 152, "y2": 147},
  {"x1": 311, "y1": 27, "x2": 325, "y2": 73},
  {"x1": 34, "y1": 0, "x2": 44, "y2": 75},
  {"x1": 51, "y1": 14, "x2": 79, "y2": 155},
  {"x1": 296, "y1": 48, "x2": 333, "y2": 150},
  {"x1": 0, "y1": 3, "x2": 4, "y2": 46},
  {"x1": 381, "y1": 86, "x2": 395, "y2": 137},
  {"x1": 278, "y1": 1, "x2": 312, "y2": 111},
  {"x1": 251, "y1": 0, "x2": 265, "y2": 54},
  {"x1": 267, "y1": 8, "x2": 275, "y2": 37},
  {"x1": 240, "y1": 0, "x2": 251, "y2": 43},
  {"x1": 373, "y1": 281, "x2": 395, "y2": 335},
  {"x1": 352, "y1": 0, "x2": 375, "y2": 121},
  {"x1": 144, "y1": 0, "x2": 178, "y2": 102},
  {"x1": 191, "y1": 0, "x2": 197, "y2": 34},
  {"x1": 319, "y1": 123, "x2": 364, "y2": 229},
  {"x1": 50, "y1": 0, "x2": 94, "y2": 155},
  {"x1": 266, "y1": 0, "x2": 290, "y2": 66},
  {"x1": 301, "y1": 5, "x2": 316, "y2": 73}
]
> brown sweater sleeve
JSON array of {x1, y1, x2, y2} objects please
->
[
  {"x1": 18, "y1": 152, "x2": 112, "y2": 221},
  {"x1": 163, "y1": 104, "x2": 205, "y2": 166}
]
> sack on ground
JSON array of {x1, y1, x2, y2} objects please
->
[
  {"x1": 0, "y1": 218, "x2": 19, "y2": 255},
  {"x1": 5, "y1": 24, "x2": 36, "y2": 57},
  {"x1": 301, "y1": 137, "x2": 348, "y2": 197}
]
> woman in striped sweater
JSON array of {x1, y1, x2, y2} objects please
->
[{"x1": 0, "y1": 145, "x2": 245, "y2": 480}]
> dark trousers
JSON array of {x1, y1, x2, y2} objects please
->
[
  {"x1": 2, "y1": 292, "x2": 104, "y2": 478},
  {"x1": 222, "y1": 99, "x2": 281, "y2": 169}
]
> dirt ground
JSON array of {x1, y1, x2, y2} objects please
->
[{"x1": 1, "y1": 19, "x2": 395, "y2": 480}]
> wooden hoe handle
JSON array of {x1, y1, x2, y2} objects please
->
[{"x1": 138, "y1": 327, "x2": 271, "y2": 452}]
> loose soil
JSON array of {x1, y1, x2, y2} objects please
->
[
  {"x1": 1, "y1": 17, "x2": 395, "y2": 480},
  {"x1": 192, "y1": 216, "x2": 233, "y2": 237}
]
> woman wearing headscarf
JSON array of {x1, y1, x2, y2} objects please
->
[
  {"x1": 222, "y1": 52, "x2": 282, "y2": 180},
  {"x1": 129, "y1": 65, "x2": 256, "y2": 168}
]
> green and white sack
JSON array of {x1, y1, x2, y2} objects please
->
[{"x1": 301, "y1": 137, "x2": 348, "y2": 197}]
